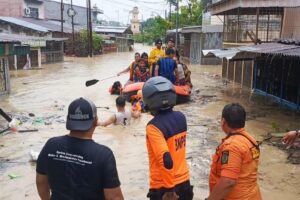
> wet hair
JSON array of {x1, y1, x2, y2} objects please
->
[
  {"x1": 111, "y1": 81, "x2": 122, "y2": 95},
  {"x1": 116, "y1": 96, "x2": 126, "y2": 107},
  {"x1": 141, "y1": 52, "x2": 148, "y2": 59},
  {"x1": 222, "y1": 103, "x2": 246, "y2": 129},
  {"x1": 166, "y1": 48, "x2": 175, "y2": 55}
]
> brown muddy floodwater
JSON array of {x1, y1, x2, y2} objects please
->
[{"x1": 0, "y1": 44, "x2": 299, "y2": 200}]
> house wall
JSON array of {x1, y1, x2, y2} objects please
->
[
  {"x1": 24, "y1": 0, "x2": 45, "y2": 19},
  {"x1": 201, "y1": 32, "x2": 223, "y2": 65},
  {"x1": 222, "y1": 59, "x2": 254, "y2": 88},
  {"x1": 282, "y1": 7, "x2": 300, "y2": 39},
  {"x1": 0, "y1": 0, "x2": 23, "y2": 17},
  {"x1": 43, "y1": 0, "x2": 98, "y2": 26},
  {"x1": 254, "y1": 55, "x2": 300, "y2": 110}
]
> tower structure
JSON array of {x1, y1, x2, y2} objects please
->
[{"x1": 131, "y1": 6, "x2": 140, "y2": 34}]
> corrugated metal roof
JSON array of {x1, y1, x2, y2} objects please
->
[
  {"x1": 94, "y1": 26, "x2": 130, "y2": 34},
  {"x1": 0, "y1": 33, "x2": 67, "y2": 43},
  {"x1": 19, "y1": 18, "x2": 84, "y2": 33},
  {"x1": 0, "y1": 16, "x2": 49, "y2": 32},
  {"x1": 203, "y1": 43, "x2": 300, "y2": 59}
]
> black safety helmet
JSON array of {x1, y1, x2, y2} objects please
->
[{"x1": 142, "y1": 76, "x2": 176, "y2": 112}]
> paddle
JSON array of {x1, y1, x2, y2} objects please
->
[
  {"x1": 86, "y1": 75, "x2": 119, "y2": 87},
  {"x1": 0, "y1": 108, "x2": 12, "y2": 122},
  {"x1": 96, "y1": 106, "x2": 109, "y2": 110}
]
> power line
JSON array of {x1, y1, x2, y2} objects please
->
[{"x1": 102, "y1": 0, "x2": 165, "y2": 12}]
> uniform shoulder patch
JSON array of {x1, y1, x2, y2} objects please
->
[{"x1": 221, "y1": 151, "x2": 229, "y2": 165}]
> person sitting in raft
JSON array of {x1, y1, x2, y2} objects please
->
[
  {"x1": 109, "y1": 81, "x2": 122, "y2": 95},
  {"x1": 117, "y1": 52, "x2": 140, "y2": 85},
  {"x1": 97, "y1": 96, "x2": 140, "y2": 127},
  {"x1": 173, "y1": 57, "x2": 193, "y2": 87},
  {"x1": 154, "y1": 48, "x2": 179, "y2": 84},
  {"x1": 141, "y1": 52, "x2": 149, "y2": 63},
  {"x1": 134, "y1": 59, "x2": 150, "y2": 82}
]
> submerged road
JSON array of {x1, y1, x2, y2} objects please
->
[{"x1": 0, "y1": 44, "x2": 299, "y2": 199}]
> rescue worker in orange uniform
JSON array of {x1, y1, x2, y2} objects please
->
[
  {"x1": 142, "y1": 76, "x2": 193, "y2": 200},
  {"x1": 207, "y1": 103, "x2": 262, "y2": 200}
]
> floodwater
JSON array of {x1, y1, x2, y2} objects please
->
[{"x1": 0, "y1": 44, "x2": 299, "y2": 200}]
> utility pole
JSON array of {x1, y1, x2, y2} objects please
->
[
  {"x1": 169, "y1": 1, "x2": 171, "y2": 21},
  {"x1": 175, "y1": 0, "x2": 179, "y2": 49},
  {"x1": 70, "y1": 0, "x2": 75, "y2": 55},
  {"x1": 61, "y1": 0, "x2": 64, "y2": 37},
  {"x1": 141, "y1": 14, "x2": 144, "y2": 45},
  {"x1": 86, "y1": 0, "x2": 93, "y2": 57}
]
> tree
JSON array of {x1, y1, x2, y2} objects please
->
[
  {"x1": 135, "y1": 16, "x2": 171, "y2": 44},
  {"x1": 74, "y1": 29, "x2": 103, "y2": 56},
  {"x1": 170, "y1": 0, "x2": 203, "y2": 28}
]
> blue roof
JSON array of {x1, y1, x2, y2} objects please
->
[{"x1": 0, "y1": 16, "x2": 49, "y2": 32}]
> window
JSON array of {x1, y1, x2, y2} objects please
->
[{"x1": 29, "y1": 7, "x2": 39, "y2": 18}]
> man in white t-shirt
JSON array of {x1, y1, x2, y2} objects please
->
[{"x1": 97, "y1": 96, "x2": 140, "y2": 127}]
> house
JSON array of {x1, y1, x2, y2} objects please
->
[
  {"x1": 0, "y1": 0, "x2": 103, "y2": 26},
  {"x1": 205, "y1": 0, "x2": 300, "y2": 110},
  {"x1": 0, "y1": 16, "x2": 67, "y2": 68},
  {"x1": 167, "y1": 9, "x2": 223, "y2": 65},
  {"x1": 209, "y1": 0, "x2": 300, "y2": 46},
  {"x1": 0, "y1": 39, "x2": 30, "y2": 94},
  {"x1": 43, "y1": 0, "x2": 103, "y2": 26},
  {"x1": 180, "y1": 25, "x2": 223, "y2": 65},
  {"x1": 94, "y1": 26, "x2": 133, "y2": 52}
]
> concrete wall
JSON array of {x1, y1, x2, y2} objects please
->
[
  {"x1": 0, "y1": 0, "x2": 23, "y2": 17},
  {"x1": 201, "y1": 32, "x2": 223, "y2": 65},
  {"x1": 44, "y1": 0, "x2": 97, "y2": 26},
  {"x1": 282, "y1": 7, "x2": 300, "y2": 39}
]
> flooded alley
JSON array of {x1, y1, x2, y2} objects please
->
[{"x1": 0, "y1": 44, "x2": 299, "y2": 200}]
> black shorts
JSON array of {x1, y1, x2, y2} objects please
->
[{"x1": 147, "y1": 180, "x2": 194, "y2": 200}]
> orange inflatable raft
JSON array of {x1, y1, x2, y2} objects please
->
[{"x1": 121, "y1": 82, "x2": 191, "y2": 103}]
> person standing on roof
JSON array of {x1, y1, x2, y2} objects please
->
[
  {"x1": 36, "y1": 97, "x2": 124, "y2": 200},
  {"x1": 207, "y1": 103, "x2": 262, "y2": 200},
  {"x1": 149, "y1": 39, "x2": 166, "y2": 76},
  {"x1": 142, "y1": 77, "x2": 194, "y2": 200},
  {"x1": 154, "y1": 48, "x2": 179, "y2": 84}
]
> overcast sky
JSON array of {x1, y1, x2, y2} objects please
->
[{"x1": 53, "y1": 0, "x2": 186, "y2": 24}]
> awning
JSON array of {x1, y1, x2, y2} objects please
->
[
  {"x1": 0, "y1": 34, "x2": 68, "y2": 48},
  {"x1": 202, "y1": 43, "x2": 300, "y2": 60}
]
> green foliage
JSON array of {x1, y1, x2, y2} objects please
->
[
  {"x1": 79, "y1": 29, "x2": 103, "y2": 52},
  {"x1": 134, "y1": 1, "x2": 204, "y2": 44},
  {"x1": 271, "y1": 122, "x2": 280, "y2": 132},
  {"x1": 133, "y1": 33, "x2": 144, "y2": 43},
  {"x1": 170, "y1": 0, "x2": 203, "y2": 28},
  {"x1": 74, "y1": 29, "x2": 103, "y2": 56},
  {"x1": 137, "y1": 16, "x2": 172, "y2": 44}
]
